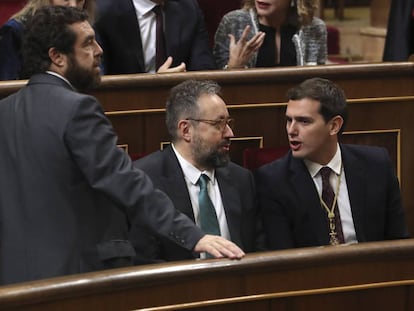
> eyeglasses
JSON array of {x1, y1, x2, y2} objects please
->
[{"x1": 186, "y1": 117, "x2": 235, "y2": 132}]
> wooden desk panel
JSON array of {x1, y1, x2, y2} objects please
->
[{"x1": 1, "y1": 239, "x2": 414, "y2": 310}]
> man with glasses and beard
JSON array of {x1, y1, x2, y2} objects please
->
[
  {"x1": 130, "y1": 79, "x2": 266, "y2": 264},
  {"x1": 0, "y1": 7, "x2": 244, "y2": 286}
]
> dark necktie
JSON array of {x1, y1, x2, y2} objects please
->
[
  {"x1": 152, "y1": 5, "x2": 166, "y2": 70},
  {"x1": 197, "y1": 174, "x2": 221, "y2": 236},
  {"x1": 320, "y1": 167, "x2": 345, "y2": 245}
]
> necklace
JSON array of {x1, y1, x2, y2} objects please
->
[{"x1": 319, "y1": 164, "x2": 342, "y2": 245}]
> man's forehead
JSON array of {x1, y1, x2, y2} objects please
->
[
  {"x1": 69, "y1": 20, "x2": 94, "y2": 37},
  {"x1": 198, "y1": 94, "x2": 227, "y2": 111},
  {"x1": 286, "y1": 98, "x2": 321, "y2": 115}
]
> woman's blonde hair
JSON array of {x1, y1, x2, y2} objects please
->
[
  {"x1": 241, "y1": 0, "x2": 318, "y2": 26},
  {"x1": 82, "y1": 0, "x2": 96, "y2": 23},
  {"x1": 11, "y1": 0, "x2": 96, "y2": 23},
  {"x1": 11, "y1": 0, "x2": 52, "y2": 21}
]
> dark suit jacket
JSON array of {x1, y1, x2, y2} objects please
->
[
  {"x1": 0, "y1": 73, "x2": 204, "y2": 285},
  {"x1": 255, "y1": 144, "x2": 409, "y2": 250},
  {"x1": 95, "y1": 0, "x2": 217, "y2": 74},
  {"x1": 383, "y1": 0, "x2": 414, "y2": 61},
  {"x1": 130, "y1": 145, "x2": 265, "y2": 264},
  {"x1": 0, "y1": 19, "x2": 24, "y2": 80}
]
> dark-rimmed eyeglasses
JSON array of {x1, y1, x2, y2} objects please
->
[{"x1": 186, "y1": 117, "x2": 235, "y2": 132}]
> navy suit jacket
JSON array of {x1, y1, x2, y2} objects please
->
[
  {"x1": 0, "y1": 19, "x2": 24, "y2": 80},
  {"x1": 130, "y1": 145, "x2": 265, "y2": 264},
  {"x1": 95, "y1": 0, "x2": 216, "y2": 74},
  {"x1": 255, "y1": 144, "x2": 409, "y2": 250},
  {"x1": 0, "y1": 74, "x2": 204, "y2": 285}
]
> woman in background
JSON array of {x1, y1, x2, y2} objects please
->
[
  {"x1": 0, "y1": 0, "x2": 94, "y2": 80},
  {"x1": 213, "y1": 0, "x2": 327, "y2": 69}
]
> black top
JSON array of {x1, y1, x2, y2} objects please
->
[{"x1": 256, "y1": 23, "x2": 297, "y2": 67}]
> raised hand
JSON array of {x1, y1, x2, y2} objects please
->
[{"x1": 226, "y1": 25, "x2": 265, "y2": 69}]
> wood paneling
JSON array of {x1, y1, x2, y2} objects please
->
[{"x1": 1, "y1": 239, "x2": 414, "y2": 310}]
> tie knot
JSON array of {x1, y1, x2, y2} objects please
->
[
  {"x1": 198, "y1": 174, "x2": 210, "y2": 189},
  {"x1": 152, "y1": 5, "x2": 162, "y2": 15},
  {"x1": 320, "y1": 166, "x2": 332, "y2": 181}
]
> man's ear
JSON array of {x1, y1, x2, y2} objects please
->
[
  {"x1": 329, "y1": 115, "x2": 344, "y2": 135},
  {"x1": 48, "y1": 47, "x2": 66, "y2": 68},
  {"x1": 178, "y1": 119, "x2": 192, "y2": 142}
]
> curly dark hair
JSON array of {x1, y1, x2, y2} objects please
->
[{"x1": 21, "y1": 5, "x2": 89, "y2": 78}]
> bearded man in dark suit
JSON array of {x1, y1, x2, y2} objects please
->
[
  {"x1": 0, "y1": 6, "x2": 242, "y2": 286},
  {"x1": 130, "y1": 80, "x2": 266, "y2": 263}
]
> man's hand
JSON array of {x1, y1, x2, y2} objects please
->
[
  {"x1": 157, "y1": 56, "x2": 186, "y2": 73},
  {"x1": 227, "y1": 25, "x2": 265, "y2": 69},
  {"x1": 194, "y1": 235, "x2": 245, "y2": 259}
]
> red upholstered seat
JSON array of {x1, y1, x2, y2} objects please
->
[
  {"x1": 327, "y1": 25, "x2": 340, "y2": 55},
  {"x1": 0, "y1": 0, "x2": 25, "y2": 26},
  {"x1": 243, "y1": 146, "x2": 290, "y2": 171},
  {"x1": 197, "y1": 0, "x2": 242, "y2": 47}
]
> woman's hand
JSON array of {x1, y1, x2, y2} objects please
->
[{"x1": 226, "y1": 25, "x2": 265, "y2": 69}]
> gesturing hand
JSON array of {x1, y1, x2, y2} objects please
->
[{"x1": 226, "y1": 25, "x2": 265, "y2": 69}]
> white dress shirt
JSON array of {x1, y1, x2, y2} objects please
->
[
  {"x1": 171, "y1": 144, "x2": 231, "y2": 243},
  {"x1": 132, "y1": 0, "x2": 158, "y2": 73},
  {"x1": 304, "y1": 144, "x2": 358, "y2": 244}
]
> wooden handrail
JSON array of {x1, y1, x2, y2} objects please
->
[
  {"x1": 1, "y1": 239, "x2": 414, "y2": 310},
  {"x1": 0, "y1": 62, "x2": 413, "y2": 96}
]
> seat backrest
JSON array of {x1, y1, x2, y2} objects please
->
[
  {"x1": 0, "y1": 0, "x2": 25, "y2": 26},
  {"x1": 327, "y1": 25, "x2": 340, "y2": 55},
  {"x1": 197, "y1": 0, "x2": 242, "y2": 47},
  {"x1": 243, "y1": 146, "x2": 290, "y2": 171}
]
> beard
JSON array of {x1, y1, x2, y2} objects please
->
[
  {"x1": 192, "y1": 134, "x2": 231, "y2": 169},
  {"x1": 65, "y1": 54, "x2": 101, "y2": 92}
]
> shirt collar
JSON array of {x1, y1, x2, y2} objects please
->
[
  {"x1": 133, "y1": 0, "x2": 157, "y2": 17},
  {"x1": 305, "y1": 143, "x2": 342, "y2": 178},
  {"x1": 46, "y1": 71, "x2": 75, "y2": 90},
  {"x1": 171, "y1": 144, "x2": 216, "y2": 185}
]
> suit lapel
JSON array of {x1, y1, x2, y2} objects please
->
[
  {"x1": 216, "y1": 167, "x2": 243, "y2": 247},
  {"x1": 289, "y1": 156, "x2": 330, "y2": 245},
  {"x1": 163, "y1": 1, "x2": 181, "y2": 59},
  {"x1": 120, "y1": 0, "x2": 145, "y2": 71},
  {"x1": 341, "y1": 145, "x2": 367, "y2": 241},
  {"x1": 159, "y1": 146, "x2": 195, "y2": 221}
]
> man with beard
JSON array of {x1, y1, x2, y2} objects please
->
[
  {"x1": 130, "y1": 79, "x2": 266, "y2": 264},
  {"x1": 0, "y1": 7, "x2": 244, "y2": 286}
]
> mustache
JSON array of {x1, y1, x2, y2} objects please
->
[{"x1": 218, "y1": 139, "x2": 231, "y2": 147}]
